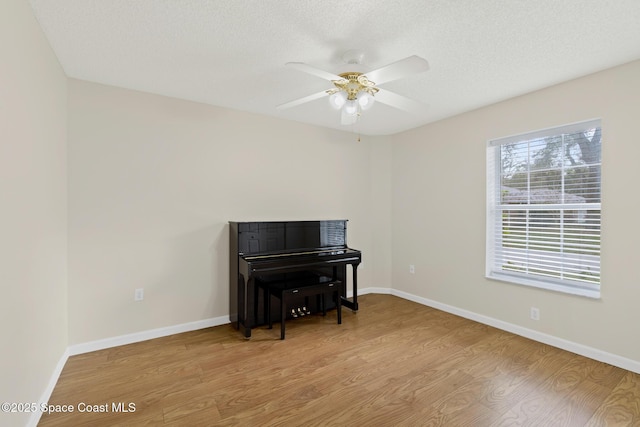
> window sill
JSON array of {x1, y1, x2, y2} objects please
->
[{"x1": 486, "y1": 272, "x2": 601, "y2": 299}]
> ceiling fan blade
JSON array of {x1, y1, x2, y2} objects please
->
[
  {"x1": 374, "y1": 89, "x2": 429, "y2": 114},
  {"x1": 286, "y1": 62, "x2": 344, "y2": 82},
  {"x1": 276, "y1": 90, "x2": 329, "y2": 110},
  {"x1": 365, "y1": 55, "x2": 429, "y2": 85}
]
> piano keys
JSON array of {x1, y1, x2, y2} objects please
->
[{"x1": 229, "y1": 220, "x2": 362, "y2": 338}]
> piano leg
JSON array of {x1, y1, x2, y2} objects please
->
[
  {"x1": 352, "y1": 264, "x2": 359, "y2": 312},
  {"x1": 340, "y1": 263, "x2": 359, "y2": 313},
  {"x1": 242, "y1": 277, "x2": 254, "y2": 339}
]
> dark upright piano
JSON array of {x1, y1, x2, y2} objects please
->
[{"x1": 229, "y1": 220, "x2": 361, "y2": 338}]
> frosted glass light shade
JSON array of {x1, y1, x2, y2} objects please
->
[
  {"x1": 343, "y1": 99, "x2": 359, "y2": 116},
  {"x1": 329, "y1": 91, "x2": 347, "y2": 109},
  {"x1": 357, "y1": 91, "x2": 375, "y2": 110}
]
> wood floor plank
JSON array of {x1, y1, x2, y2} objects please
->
[
  {"x1": 38, "y1": 294, "x2": 640, "y2": 426},
  {"x1": 537, "y1": 379, "x2": 613, "y2": 427},
  {"x1": 585, "y1": 371, "x2": 640, "y2": 426}
]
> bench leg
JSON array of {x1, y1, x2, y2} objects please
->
[
  {"x1": 336, "y1": 291, "x2": 342, "y2": 325},
  {"x1": 267, "y1": 290, "x2": 272, "y2": 330}
]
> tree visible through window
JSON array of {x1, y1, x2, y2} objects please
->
[{"x1": 486, "y1": 119, "x2": 602, "y2": 297}]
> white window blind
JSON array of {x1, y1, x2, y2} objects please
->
[{"x1": 486, "y1": 119, "x2": 602, "y2": 298}]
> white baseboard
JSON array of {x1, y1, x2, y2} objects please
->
[
  {"x1": 27, "y1": 347, "x2": 70, "y2": 427},
  {"x1": 358, "y1": 286, "x2": 392, "y2": 295},
  {"x1": 68, "y1": 315, "x2": 231, "y2": 355},
  {"x1": 389, "y1": 288, "x2": 640, "y2": 375}
]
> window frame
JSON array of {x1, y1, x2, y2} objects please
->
[{"x1": 486, "y1": 119, "x2": 602, "y2": 299}]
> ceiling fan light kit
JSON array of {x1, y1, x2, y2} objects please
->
[
  {"x1": 277, "y1": 53, "x2": 430, "y2": 126},
  {"x1": 327, "y1": 72, "x2": 377, "y2": 119}
]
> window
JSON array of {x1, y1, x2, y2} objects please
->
[{"x1": 486, "y1": 119, "x2": 602, "y2": 298}]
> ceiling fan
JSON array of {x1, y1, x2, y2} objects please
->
[{"x1": 276, "y1": 51, "x2": 430, "y2": 125}]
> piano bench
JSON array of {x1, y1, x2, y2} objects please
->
[{"x1": 266, "y1": 279, "x2": 342, "y2": 340}]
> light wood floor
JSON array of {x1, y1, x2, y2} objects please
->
[{"x1": 39, "y1": 294, "x2": 640, "y2": 426}]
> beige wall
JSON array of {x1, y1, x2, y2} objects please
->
[
  {"x1": 391, "y1": 60, "x2": 640, "y2": 362},
  {"x1": 67, "y1": 79, "x2": 391, "y2": 344},
  {"x1": 0, "y1": 0, "x2": 68, "y2": 425}
]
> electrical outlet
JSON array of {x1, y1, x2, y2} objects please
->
[
  {"x1": 134, "y1": 288, "x2": 144, "y2": 302},
  {"x1": 530, "y1": 307, "x2": 540, "y2": 320},
  {"x1": 409, "y1": 265, "x2": 415, "y2": 274}
]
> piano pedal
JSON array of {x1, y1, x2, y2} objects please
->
[
  {"x1": 303, "y1": 306, "x2": 311, "y2": 315},
  {"x1": 297, "y1": 307, "x2": 305, "y2": 317},
  {"x1": 291, "y1": 308, "x2": 298, "y2": 318}
]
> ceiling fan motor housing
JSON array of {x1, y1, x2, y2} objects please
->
[{"x1": 331, "y1": 72, "x2": 379, "y2": 100}]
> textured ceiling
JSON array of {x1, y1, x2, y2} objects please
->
[{"x1": 28, "y1": 0, "x2": 640, "y2": 136}]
